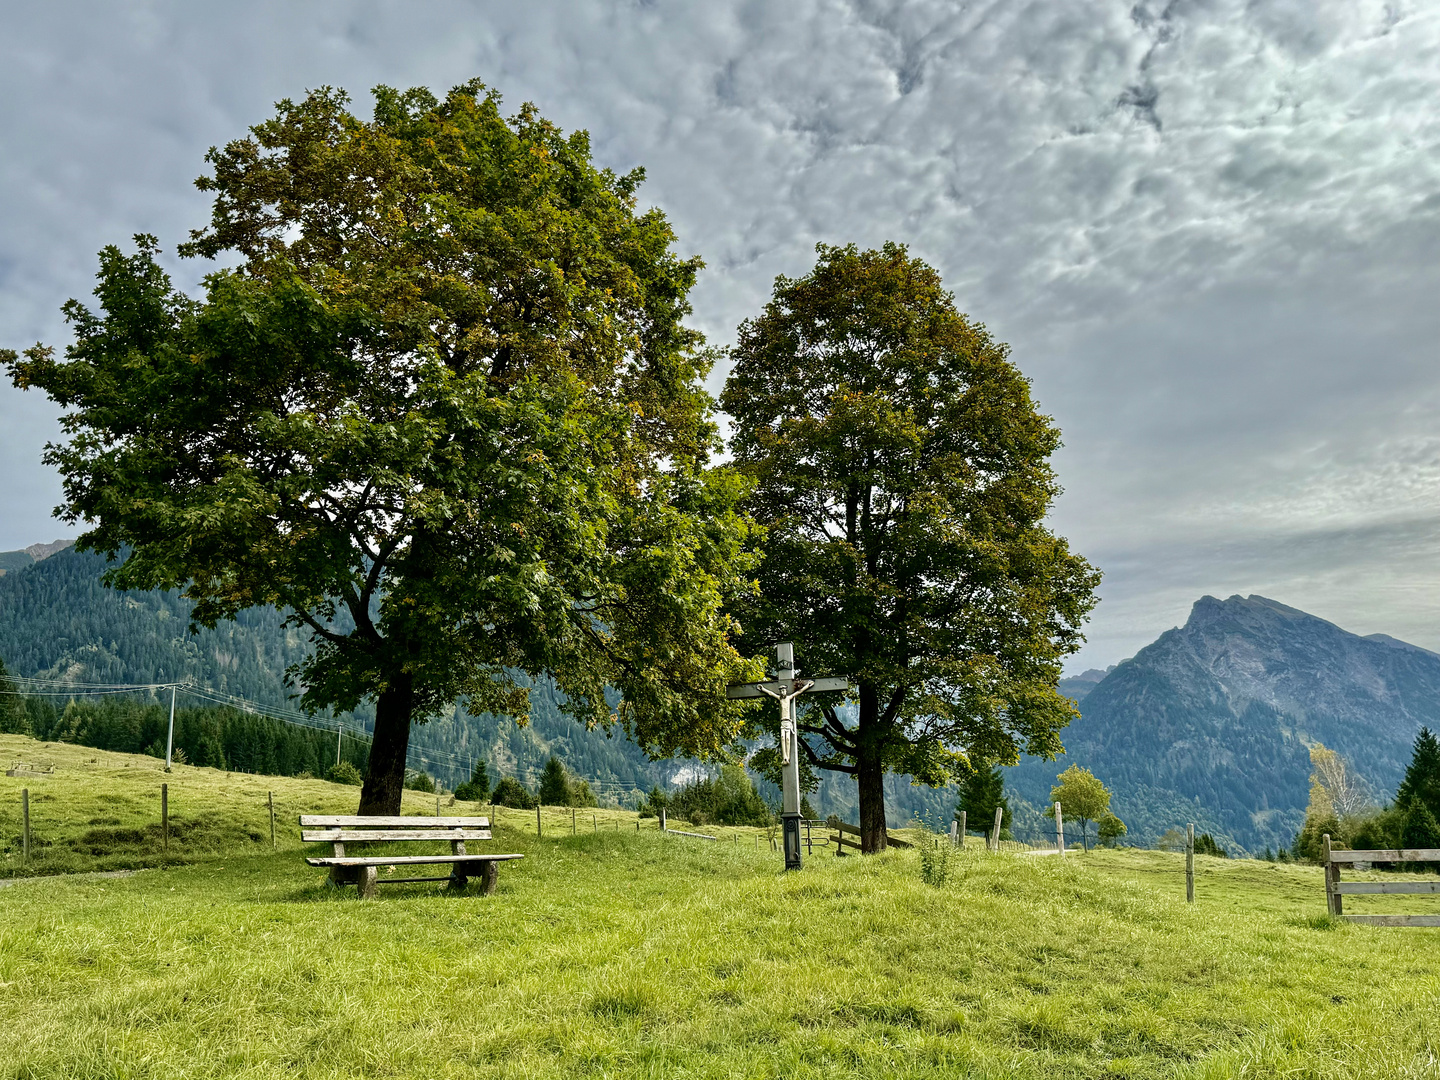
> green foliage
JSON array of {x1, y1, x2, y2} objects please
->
[
  {"x1": 4, "y1": 81, "x2": 762, "y2": 812},
  {"x1": 1397, "y1": 726, "x2": 1440, "y2": 821},
  {"x1": 325, "y1": 761, "x2": 363, "y2": 786},
  {"x1": 667, "y1": 764, "x2": 773, "y2": 827},
  {"x1": 404, "y1": 771, "x2": 436, "y2": 793},
  {"x1": 1050, "y1": 764, "x2": 1112, "y2": 851},
  {"x1": 1194, "y1": 833, "x2": 1228, "y2": 858},
  {"x1": 1098, "y1": 812, "x2": 1127, "y2": 847},
  {"x1": 454, "y1": 760, "x2": 490, "y2": 803},
  {"x1": 14, "y1": 694, "x2": 365, "y2": 779},
  {"x1": 1291, "y1": 811, "x2": 1340, "y2": 864},
  {"x1": 1400, "y1": 798, "x2": 1440, "y2": 854},
  {"x1": 956, "y1": 765, "x2": 1010, "y2": 836},
  {"x1": 637, "y1": 785, "x2": 667, "y2": 818},
  {"x1": 539, "y1": 756, "x2": 571, "y2": 806},
  {"x1": 533, "y1": 756, "x2": 598, "y2": 808},
  {"x1": 918, "y1": 841, "x2": 953, "y2": 887},
  {"x1": 0, "y1": 658, "x2": 31, "y2": 736},
  {"x1": 722, "y1": 242, "x2": 1099, "y2": 846},
  {"x1": 492, "y1": 776, "x2": 536, "y2": 809}
]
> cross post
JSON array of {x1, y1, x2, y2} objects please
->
[{"x1": 726, "y1": 642, "x2": 853, "y2": 871}]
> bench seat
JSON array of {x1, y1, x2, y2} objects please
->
[
  {"x1": 305, "y1": 854, "x2": 525, "y2": 867},
  {"x1": 299, "y1": 814, "x2": 522, "y2": 898}
]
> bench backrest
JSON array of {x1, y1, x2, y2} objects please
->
[{"x1": 299, "y1": 815, "x2": 491, "y2": 843}]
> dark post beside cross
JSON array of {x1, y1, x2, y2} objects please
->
[{"x1": 727, "y1": 642, "x2": 852, "y2": 871}]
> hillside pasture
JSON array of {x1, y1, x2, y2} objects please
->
[{"x1": 1, "y1": 735, "x2": 1439, "y2": 1078}]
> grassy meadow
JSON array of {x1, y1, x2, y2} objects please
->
[{"x1": 1, "y1": 735, "x2": 1439, "y2": 1079}]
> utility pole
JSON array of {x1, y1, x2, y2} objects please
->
[
  {"x1": 336, "y1": 722, "x2": 343, "y2": 768},
  {"x1": 727, "y1": 643, "x2": 851, "y2": 871},
  {"x1": 164, "y1": 684, "x2": 177, "y2": 771}
]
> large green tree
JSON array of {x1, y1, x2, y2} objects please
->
[
  {"x1": 5, "y1": 82, "x2": 760, "y2": 814},
  {"x1": 722, "y1": 243, "x2": 1099, "y2": 853}
]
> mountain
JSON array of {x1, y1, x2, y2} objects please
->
[
  {"x1": 0, "y1": 539, "x2": 72, "y2": 576},
  {"x1": 1057, "y1": 666, "x2": 1113, "y2": 704},
  {"x1": 1009, "y1": 595, "x2": 1440, "y2": 854}
]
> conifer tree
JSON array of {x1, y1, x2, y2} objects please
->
[
  {"x1": 454, "y1": 760, "x2": 491, "y2": 803},
  {"x1": 956, "y1": 765, "x2": 1010, "y2": 837},
  {"x1": 1397, "y1": 727, "x2": 1440, "y2": 820},
  {"x1": 0, "y1": 659, "x2": 31, "y2": 736},
  {"x1": 539, "y1": 756, "x2": 572, "y2": 807}
]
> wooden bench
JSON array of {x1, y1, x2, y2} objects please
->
[{"x1": 300, "y1": 815, "x2": 523, "y2": 899}]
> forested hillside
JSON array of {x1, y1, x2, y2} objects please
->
[
  {"x1": 0, "y1": 546, "x2": 672, "y2": 798},
  {"x1": 0, "y1": 545, "x2": 977, "y2": 821},
  {"x1": 1009, "y1": 595, "x2": 1440, "y2": 854}
]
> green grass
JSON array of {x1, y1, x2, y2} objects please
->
[{"x1": 2, "y1": 736, "x2": 1439, "y2": 1078}]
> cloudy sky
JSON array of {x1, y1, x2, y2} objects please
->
[{"x1": 4, "y1": 0, "x2": 1440, "y2": 670}]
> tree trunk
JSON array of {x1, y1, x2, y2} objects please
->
[
  {"x1": 858, "y1": 751, "x2": 888, "y2": 853},
  {"x1": 358, "y1": 672, "x2": 414, "y2": 815}
]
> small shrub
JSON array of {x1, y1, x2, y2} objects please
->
[
  {"x1": 492, "y1": 776, "x2": 536, "y2": 809},
  {"x1": 404, "y1": 770, "x2": 435, "y2": 793},
  {"x1": 667, "y1": 765, "x2": 772, "y2": 826},
  {"x1": 454, "y1": 760, "x2": 490, "y2": 802},
  {"x1": 1194, "y1": 832, "x2": 1227, "y2": 858},
  {"x1": 326, "y1": 761, "x2": 362, "y2": 786},
  {"x1": 919, "y1": 841, "x2": 952, "y2": 888}
]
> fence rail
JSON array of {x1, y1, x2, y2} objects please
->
[{"x1": 1324, "y1": 834, "x2": 1440, "y2": 926}]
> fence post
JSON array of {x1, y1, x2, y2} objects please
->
[
  {"x1": 21, "y1": 789, "x2": 29, "y2": 866},
  {"x1": 1186, "y1": 822, "x2": 1195, "y2": 904},
  {"x1": 660, "y1": 807, "x2": 667, "y2": 833},
  {"x1": 162, "y1": 783, "x2": 169, "y2": 853},
  {"x1": 572, "y1": 807, "x2": 576, "y2": 835},
  {"x1": 958, "y1": 810, "x2": 966, "y2": 848},
  {"x1": 536, "y1": 805, "x2": 542, "y2": 838},
  {"x1": 991, "y1": 805, "x2": 1004, "y2": 852},
  {"x1": 268, "y1": 791, "x2": 276, "y2": 850},
  {"x1": 1323, "y1": 833, "x2": 1341, "y2": 915},
  {"x1": 1055, "y1": 802, "x2": 1065, "y2": 856},
  {"x1": 949, "y1": 819, "x2": 958, "y2": 847},
  {"x1": 593, "y1": 814, "x2": 597, "y2": 833}
]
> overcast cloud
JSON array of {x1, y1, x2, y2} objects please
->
[{"x1": 3, "y1": 0, "x2": 1440, "y2": 669}]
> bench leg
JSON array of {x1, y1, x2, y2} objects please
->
[
  {"x1": 357, "y1": 866, "x2": 378, "y2": 900},
  {"x1": 480, "y1": 860, "x2": 498, "y2": 896},
  {"x1": 329, "y1": 865, "x2": 357, "y2": 886}
]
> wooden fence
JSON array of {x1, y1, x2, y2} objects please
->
[
  {"x1": 828, "y1": 820, "x2": 914, "y2": 854},
  {"x1": 1323, "y1": 834, "x2": 1440, "y2": 926}
]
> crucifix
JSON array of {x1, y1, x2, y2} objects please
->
[{"x1": 727, "y1": 642, "x2": 852, "y2": 870}]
